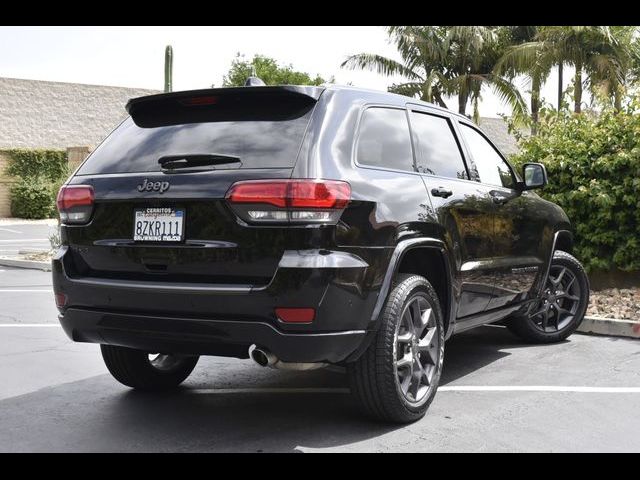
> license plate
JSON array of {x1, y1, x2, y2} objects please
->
[{"x1": 133, "y1": 208, "x2": 184, "y2": 242}]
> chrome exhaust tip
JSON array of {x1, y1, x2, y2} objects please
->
[{"x1": 249, "y1": 344, "x2": 276, "y2": 367}]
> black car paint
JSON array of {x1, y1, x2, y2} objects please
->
[{"x1": 54, "y1": 84, "x2": 572, "y2": 364}]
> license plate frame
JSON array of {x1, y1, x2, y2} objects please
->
[{"x1": 133, "y1": 207, "x2": 185, "y2": 243}]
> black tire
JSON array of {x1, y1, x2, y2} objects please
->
[
  {"x1": 100, "y1": 345, "x2": 199, "y2": 390},
  {"x1": 507, "y1": 250, "x2": 589, "y2": 344},
  {"x1": 348, "y1": 274, "x2": 445, "y2": 423}
]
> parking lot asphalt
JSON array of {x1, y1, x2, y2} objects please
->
[
  {"x1": 0, "y1": 223, "x2": 54, "y2": 256},
  {"x1": 0, "y1": 266, "x2": 639, "y2": 452}
]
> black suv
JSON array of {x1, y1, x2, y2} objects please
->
[{"x1": 53, "y1": 84, "x2": 589, "y2": 423}]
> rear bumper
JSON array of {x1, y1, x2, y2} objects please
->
[
  {"x1": 53, "y1": 245, "x2": 391, "y2": 363},
  {"x1": 59, "y1": 308, "x2": 365, "y2": 363}
]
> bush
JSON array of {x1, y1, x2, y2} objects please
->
[
  {"x1": 10, "y1": 178, "x2": 60, "y2": 219},
  {"x1": 5, "y1": 149, "x2": 68, "y2": 181},
  {"x1": 509, "y1": 100, "x2": 640, "y2": 272},
  {"x1": 3, "y1": 149, "x2": 69, "y2": 219}
]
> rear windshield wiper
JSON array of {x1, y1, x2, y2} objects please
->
[{"x1": 159, "y1": 154, "x2": 241, "y2": 172}]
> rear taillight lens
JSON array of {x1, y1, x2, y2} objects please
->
[
  {"x1": 226, "y1": 179, "x2": 351, "y2": 224},
  {"x1": 56, "y1": 185, "x2": 94, "y2": 224}
]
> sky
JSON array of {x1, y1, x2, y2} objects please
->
[{"x1": 0, "y1": 26, "x2": 571, "y2": 118}]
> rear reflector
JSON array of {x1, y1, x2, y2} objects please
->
[
  {"x1": 275, "y1": 308, "x2": 315, "y2": 323},
  {"x1": 226, "y1": 179, "x2": 350, "y2": 224},
  {"x1": 55, "y1": 293, "x2": 67, "y2": 308},
  {"x1": 56, "y1": 185, "x2": 94, "y2": 224}
]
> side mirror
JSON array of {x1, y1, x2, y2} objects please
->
[{"x1": 521, "y1": 163, "x2": 548, "y2": 190}]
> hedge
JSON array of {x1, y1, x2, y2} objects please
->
[
  {"x1": 5, "y1": 149, "x2": 68, "y2": 181},
  {"x1": 4, "y1": 149, "x2": 69, "y2": 219},
  {"x1": 509, "y1": 100, "x2": 640, "y2": 272}
]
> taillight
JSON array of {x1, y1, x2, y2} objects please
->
[
  {"x1": 56, "y1": 185, "x2": 94, "y2": 224},
  {"x1": 226, "y1": 179, "x2": 351, "y2": 224}
]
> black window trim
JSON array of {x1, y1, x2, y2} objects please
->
[
  {"x1": 406, "y1": 105, "x2": 474, "y2": 183},
  {"x1": 456, "y1": 119, "x2": 519, "y2": 191},
  {"x1": 352, "y1": 103, "x2": 421, "y2": 176}
]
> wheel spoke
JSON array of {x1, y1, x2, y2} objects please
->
[
  {"x1": 562, "y1": 293, "x2": 580, "y2": 302},
  {"x1": 397, "y1": 331, "x2": 413, "y2": 344},
  {"x1": 541, "y1": 309, "x2": 550, "y2": 329},
  {"x1": 417, "y1": 307, "x2": 433, "y2": 336},
  {"x1": 396, "y1": 352, "x2": 413, "y2": 369},
  {"x1": 400, "y1": 371, "x2": 412, "y2": 394},
  {"x1": 410, "y1": 301, "x2": 422, "y2": 328},
  {"x1": 402, "y1": 310, "x2": 414, "y2": 333},
  {"x1": 421, "y1": 368, "x2": 431, "y2": 387},
  {"x1": 554, "y1": 267, "x2": 567, "y2": 285},
  {"x1": 418, "y1": 328, "x2": 436, "y2": 350},
  {"x1": 409, "y1": 369, "x2": 421, "y2": 398},
  {"x1": 564, "y1": 274, "x2": 576, "y2": 290}
]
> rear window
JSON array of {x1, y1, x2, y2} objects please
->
[{"x1": 76, "y1": 91, "x2": 316, "y2": 175}]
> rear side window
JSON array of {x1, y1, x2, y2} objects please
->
[
  {"x1": 356, "y1": 107, "x2": 414, "y2": 172},
  {"x1": 410, "y1": 111, "x2": 468, "y2": 180},
  {"x1": 75, "y1": 92, "x2": 316, "y2": 175}
]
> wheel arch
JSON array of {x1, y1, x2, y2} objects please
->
[
  {"x1": 555, "y1": 230, "x2": 573, "y2": 254},
  {"x1": 345, "y1": 238, "x2": 454, "y2": 364},
  {"x1": 374, "y1": 238, "x2": 454, "y2": 337}
]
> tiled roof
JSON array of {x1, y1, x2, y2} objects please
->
[
  {"x1": 477, "y1": 116, "x2": 520, "y2": 155},
  {"x1": 0, "y1": 77, "x2": 158, "y2": 149}
]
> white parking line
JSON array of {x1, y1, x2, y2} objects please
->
[
  {"x1": 0, "y1": 228, "x2": 22, "y2": 234},
  {"x1": 439, "y1": 385, "x2": 640, "y2": 393},
  {"x1": 0, "y1": 239, "x2": 49, "y2": 242},
  {"x1": 185, "y1": 385, "x2": 640, "y2": 394},
  {"x1": 0, "y1": 290, "x2": 52, "y2": 293},
  {"x1": 0, "y1": 324, "x2": 59, "y2": 327}
]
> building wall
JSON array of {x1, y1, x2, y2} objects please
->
[
  {"x1": 0, "y1": 77, "x2": 158, "y2": 150},
  {"x1": 0, "y1": 151, "x2": 16, "y2": 218}
]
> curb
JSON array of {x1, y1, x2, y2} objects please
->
[
  {"x1": 578, "y1": 316, "x2": 640, "y2": 339},
  {"x1": 0, "y1": 258, "x2": 51, "y2": 272}
]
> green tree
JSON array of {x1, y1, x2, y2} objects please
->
[
  {"x1": 222, "y1": 53, "x2": 327, "y2": 87},
  {"x1": 501, "y1": 27, "x2": 636, "y2": 115},
  {"x1": 341, "y1": 26, "x2": 527, "y2": 123},
  {"x1": 495, "y1": 26, "x2": 554, "y2": 134}
]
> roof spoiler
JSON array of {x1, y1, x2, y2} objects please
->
[{"x1": 126, "y1": 85, "x2": 324, "y2": 117}]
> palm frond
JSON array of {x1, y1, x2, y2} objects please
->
[{"x1": 341, "y1": 53, "x2": 422, "y2": 81}]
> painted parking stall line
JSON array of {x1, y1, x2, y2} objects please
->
[
  {"x1": 0, "y1": 290, "x2": 52, "y2": 293},
  {"x1": 438, "y1": 385, "x2": 640, "y2": 393}
]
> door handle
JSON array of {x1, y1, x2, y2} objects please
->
[
  {"x1": 431, "y1": 186, "x2": 453, "y2": 198},
  {"x1": 490, "y1": 191, "x2": 509, "y2": 205}
]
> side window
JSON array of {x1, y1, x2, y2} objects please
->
[
  {"x1": 459, "y1": 123, "x2": 515, "y2": 188},
  {"x1": 356, "y1": 107, "x2": 414, "y2": 172},
  {"x1": 409, "y1": 111, "x2": 468, "y2": 180}
]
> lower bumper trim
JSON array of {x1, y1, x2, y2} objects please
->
[{"x1": 60, "y1": 308, "x2": 365, "y2": 364}]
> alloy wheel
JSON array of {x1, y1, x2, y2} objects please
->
[
  {"x1": 530, "y1": 265, "x2": 582, "y2": 332},
  {"x1": 393, "y1": 294, "x2": 440, "y2": 406}
]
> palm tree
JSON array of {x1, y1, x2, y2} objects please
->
[
  {"x1": 341, "y1": 26, "x2": 527, "y2": 122},
  {"x1": 495, "y1": 26, "x2": 554, "y2": 134},
  {"x1": 341, "y1": 26, "x2": 449, "y2": 107},
  {"x1": 588, "y1": 26, "x2": 639, "y2": 111}
]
